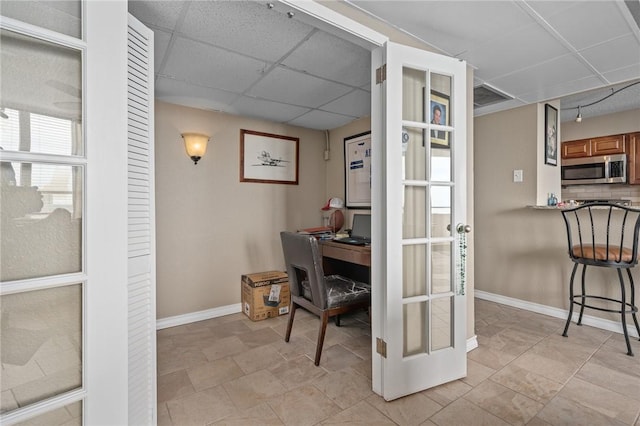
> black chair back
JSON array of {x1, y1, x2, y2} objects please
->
[{"x1": 561, "y1": 203, "x2": 640, "y2": 268}]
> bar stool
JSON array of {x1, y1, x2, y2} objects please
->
[{"x1": 561, "y1": 202, "x2": 640, "y2": 356}]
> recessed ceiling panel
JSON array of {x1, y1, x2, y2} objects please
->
[
  {"x1": 282, "y1": 31, "x2": 371, "y2": 87},
  {"x1": 287, "y1": 109, "x2": 355, "y2": 131},
  {"x1": 537, "y1": 1, "x2": 633, "y2": 51},
  {"x1": 180, "y1": 1, "x2": 314, "y2": 62},
  {"x1": 128, "y1": 1, "x2": 186, "y2": 31},
  {"x1": 232, "y1": 96, "x2": 311, "y2": 124},
  {"x1": 321, "y1": 90, "x2": 371, "y2": 117},
  {"x1": 249, "y1": 67, "x2": 353, "y2": 108},
  {"x1": 489, "y1": 54, "x2": 594, "y2": 97},
  {"x1": 463, "y1": 23, "x2": 570, "y2": 81},
  {"x1": 156, "y1": 77, "x2": 239, "y2": 113},
  {"x1": 579, "y1": 34, "x2": 640, "y2": 73},
  {"x1": 473, "y1": 98, "x2": 527, "y2": 117},
  {"x1": 163, "y1": 37, "x2": 266, "y2": 93}
]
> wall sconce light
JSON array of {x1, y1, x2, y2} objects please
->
[{"x1": 181, "y1": 133, "x2": 209, "y2": 165}]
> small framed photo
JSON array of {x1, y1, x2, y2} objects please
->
[
  {"x1": 430, "y1": 91, "x2": 450, "y2": 148},
  {"x1": 545, "y1": 104, "x2": 558, "y2": 166},
  {"x1": 240, "y1": 129, "x2": 299, "y2": 184}
]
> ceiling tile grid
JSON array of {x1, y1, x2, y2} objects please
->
[
  {"x1": 129, "y1": 0, "x2": 640, "y2": 130},
  {"x1": 232, "y1": 96, "x2": 312, "y2": 124},
  {"x1": 281, "y1": 30, "x2": 371, "y2": 88},
  {"x1": 248, "y1": 67, "x2": 353, "y2": 109},
  {"x1": 578, "y1": 34, "x2": 640, "y2": 75},
  {"x1": 532, "y1": 1, "x2": 634, "y2": 51}
]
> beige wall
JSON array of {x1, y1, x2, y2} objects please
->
[
  {"x1": 561, "y1": 108, "x2": 640, "y2": 141},
  {"x1": 155, "y1": 101, "x2": 327, "y2": 319},
  {"x1": 475, "y1": 104, "x2": 640, "y2": 321}
]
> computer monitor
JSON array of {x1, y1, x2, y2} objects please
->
[{"x1": 351, "y1": 214, "x2": 371, "y2": 239}]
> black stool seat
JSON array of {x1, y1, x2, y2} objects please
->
[{"x1": 561, "y1": 203, "x2": 640, "y2": 356}]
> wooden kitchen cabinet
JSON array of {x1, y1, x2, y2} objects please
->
[
  {"x1": 561, "y1": 134, "x2": 625, "y2": 159},
  {"x1": 591, "y1": 134, "x2": 625, "y2": 156},
  {"x1": 627, "y1": 132, "x2": 640, "y2": 184},
  {"x1": 562, "y1": 139, "x2": 591, "y2": 159}
]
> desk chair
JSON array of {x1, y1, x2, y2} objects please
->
[
  {"x1": 561, "y1": 203, "x2": 640, "y2": 355},
  {"x1": 280, "y1": 231, "x2": 371, "y2": 366}
]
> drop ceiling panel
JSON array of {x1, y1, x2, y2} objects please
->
[
  {"x1": 517, "y1": 75, "x2": 603, "y2": 104},
  {"x1": 579, "y1": 34, "x2": 640, "y2": 73},
  {"x1": 153, "y1": 29, "x2": 172, "y2": 73},
  {"x1": 180, "y1": 1, "x2": 314, "y2": 62},
  {"x1": 320, "y1": 90, "x2": 371, "y2": 117},
  {"x1": 350, "y1": 1, "x2": 532, "y2": 56},
  {"x1": 156, "y1": 77, "x2": 239, "y2": 113},
  {"x1": 603, "y1": 63, "x2": 640, "y2": 83},
  {"x1": 232, "y1": 96, "x2": 311, "y2": 123},
  {"x1": 163, "y1": 37, "x2": 266, "y2": 93},
  {"x1": 537, "y1": 1, "x2": 633, "y2": 50},
  {"x1": 127, "y1": 1, "x2": 186, "y2": 31},
  {"x1": 248, "y1": 67, "x2": 353, "y2": 108},
  {"x1": 489, "y1": 54, "x2": 595, "y2": 97},
  {"x1": 281, "y1": 31, "x2": 371, "y2": 87},
  {"x1": 287, "y1": 109, "x2": 355, "y2": 130},
  {"x1": 463, "y1": 23, "x2": 570, "y2": 81}
]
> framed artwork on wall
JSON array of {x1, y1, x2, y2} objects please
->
[
  {"x1": 545, "y1": 104, "x2": 558, "y2": 166},
  {"x1": 344, "y1": 131, "x2": 372, "y2": 208},
  {"x1": 240, "y1": 129, "x2": 299, "y2": 184}
]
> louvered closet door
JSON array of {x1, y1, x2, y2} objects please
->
[{"x1": 127, "y1": 15, "x2": 156, "y2": 426}]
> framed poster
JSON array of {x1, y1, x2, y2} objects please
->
[
  {"x1": 344, "y1": 131, "x2": 371, "y2": 208},
  {"x1": 240, "y1": 129, "x2": 299, "y2": 184},
  {"x1": 545, "y1": 104, "x2": 558, "y2": 166},
  {"x1": 430, "y1": 90, "x2": 450, "y2": 148}
]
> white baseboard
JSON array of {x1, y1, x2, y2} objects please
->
[
  {"x1": 475, "y1": 290, "x2": 640, "y2": 338},
  {"x1": 466, "y1": 335, "x2": 478, "y2": 352},
  {"x1": 156, "y1": 303, "x2": 242, "y2": 330},
  {"x1": 157, "y1": 303, "x2": 482, "y2": 355}
]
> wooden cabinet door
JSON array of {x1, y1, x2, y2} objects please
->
[
  {"x1": 591, "y1": 134, "x2": 625, "y2": 156},
  {"x1": 562, "y1": 139, "x2": 591, "y2": 159},
  {"x1": 628, "y1": 133, "x2": 640, "y2": 185}
]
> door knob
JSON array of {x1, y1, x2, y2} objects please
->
[{"x1": 456, "y1": 224, "x2": 471, "y2": 233}]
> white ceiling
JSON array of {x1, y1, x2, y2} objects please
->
[{"x1": 128, "y1": 0, "x2": 640, "y2": 130}]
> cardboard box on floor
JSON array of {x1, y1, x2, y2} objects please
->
[{"x1": 241, "y1": 271, "x2": 290, "y2": 321}]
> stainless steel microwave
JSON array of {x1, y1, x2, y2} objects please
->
[{"x1": 561, "y1": 154, "x2": 626, "y2": 185}]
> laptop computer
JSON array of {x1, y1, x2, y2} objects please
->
[{"x1": 334, "y1": 214, "x2": 371, "y2": 246}]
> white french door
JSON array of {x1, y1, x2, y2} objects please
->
[{"x1": 371, "y1": 42, "x2": 468, "y2": 400}]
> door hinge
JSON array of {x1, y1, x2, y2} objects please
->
[
  {"x1": 376, "y1": 64, "x2": 386, "y2": 84},
  {"x1": 376, "y1": 337, "x2": 387, "y2": 358}
]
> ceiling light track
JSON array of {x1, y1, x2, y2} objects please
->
[{"x1": 566, "y1": 80, "x2": 640, "y2": 123}]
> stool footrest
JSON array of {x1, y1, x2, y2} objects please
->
[{"x1": 570, "y1": 294, "x2": 638, "y2": 315}]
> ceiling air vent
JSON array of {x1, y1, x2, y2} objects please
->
[{"x1": 474, "y1": 84, "x2": 514, "y2": 108}]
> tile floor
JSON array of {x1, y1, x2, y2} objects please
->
[{"x1": 157, "y1": 299, "x2": 640, "y2": 425}]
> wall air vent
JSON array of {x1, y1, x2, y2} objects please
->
[{"x1": 474, "y1": 84, "x2": 514, "y2": 108}]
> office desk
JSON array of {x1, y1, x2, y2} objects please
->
[{"x1": 320, "y1": 240, "x2": 371, "y2": 283}]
